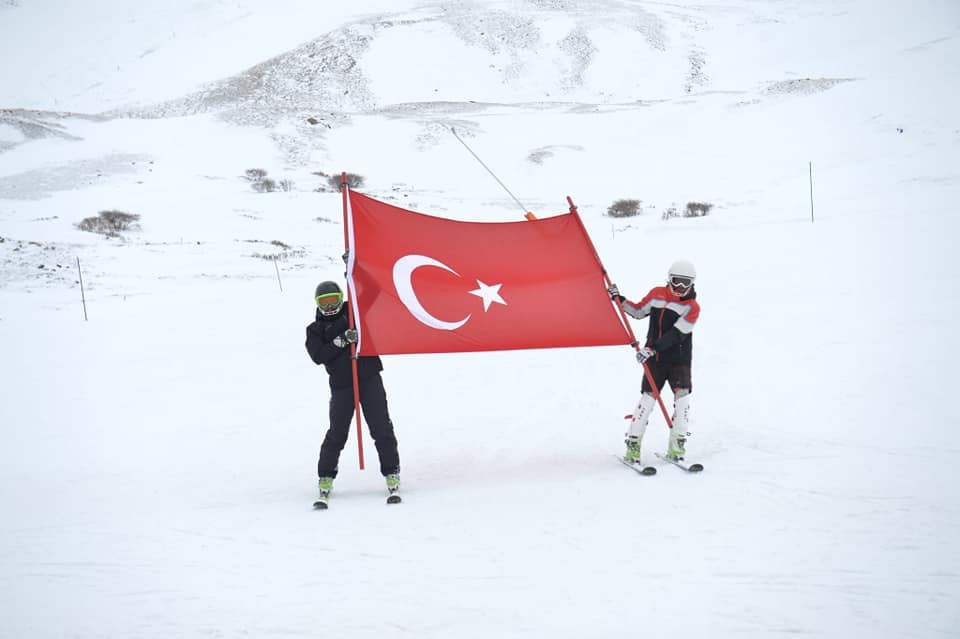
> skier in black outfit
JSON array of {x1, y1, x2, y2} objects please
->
[{"x1": 305, "y1": 280, "x2": 400, "y2": 505}]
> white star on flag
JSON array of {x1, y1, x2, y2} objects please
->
[{"x1": 468, "y1": 280, "x2": 507, "y2": 311}]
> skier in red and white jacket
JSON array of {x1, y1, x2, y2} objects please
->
[{"x1": 608, "y1": 259, "x2": 701, "y2": 464}]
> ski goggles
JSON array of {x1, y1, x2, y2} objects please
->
[
  {"x1": 315, "y1": 291, "x2": 343, "y2": 311},
  {"x1": 669, "y1": 276, "x2": 694, "y2": 291}
]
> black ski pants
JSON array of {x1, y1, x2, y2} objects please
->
[
  {"x1": 317, "y1": 373, "x2": 400, "y2": 478},
  {"x1": 641, "y1": 360, "x2": 692, "y2": 394}
]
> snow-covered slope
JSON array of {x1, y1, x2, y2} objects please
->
[{"x1": 1, "y1": 1, "x2": 959, "y2": 637}]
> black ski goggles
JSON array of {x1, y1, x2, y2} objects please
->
[{"x1": 669, "y1": 276, "x2": 694, "y2": 291}]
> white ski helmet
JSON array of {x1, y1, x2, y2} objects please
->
[{"x1": 667, "y1": 259, "x2": 696, "y2": 295}]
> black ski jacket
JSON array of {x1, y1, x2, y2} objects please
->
[
  {"x1": 305, "y1": 302, "x2": 383, "y2": 390},
  {"x1": 622, "y1": 286, "x2": 700, "y2": 365}
]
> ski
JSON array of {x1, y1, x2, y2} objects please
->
[
  {"x1": 615, "y1": 455, "x2": 657, "y2": 476},
  {"x1": 654, "y1": 452, "x2": 704, "y2": 473},
  {"x1": 313, "y1": 484, "x2": 401, "y2": 508},
  {"x1": 314, "y1": 495, "x2": 400, "y2": 508},
  {"x1": 314, "y1": 496, "x2": 400, "y2": 508}
]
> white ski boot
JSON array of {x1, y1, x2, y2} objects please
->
[
  {"x1": 624, "y1": 393, "x2": 655, "y2": 464},
  {"x1": 667, "y1": 391, "x2": 691, "y2": 461}
]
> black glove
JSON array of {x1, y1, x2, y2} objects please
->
[{"x1": 333, "y1": 328, "x2": 358, "y2": 348}]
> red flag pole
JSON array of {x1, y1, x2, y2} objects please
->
[
  {"x1": 565, "y1": 196, "x2": 674, "y2": 429},
  {"x1": 341, "y1": 172, "x2": 365, "y2": 470}
]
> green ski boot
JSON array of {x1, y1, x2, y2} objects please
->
[
  {"x1": 667, "y1": 433, "x2": 686, "y2": 461},
  {"x1": 314, "y1": 476, "x2": 334, "y2": 510},
  {"x1": 386, "y1": 474, "x2": 402, "y2": 504}
]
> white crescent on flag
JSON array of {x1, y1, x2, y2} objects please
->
[
  {"x1": 392, "y1": 255, "x2": 508, "y2": 331},
  {"x1": 393, "y1": 255, "x2": 471, "y2": 331}
]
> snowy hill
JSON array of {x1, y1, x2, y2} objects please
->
[{"x1": 1, "y1": 1, "x2": 959, "y2": 637}]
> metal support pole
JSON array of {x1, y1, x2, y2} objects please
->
[{"x1": 77, "y1": 257, "x2": 88, "y2": 321}]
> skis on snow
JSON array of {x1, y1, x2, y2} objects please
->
[
  {"x1": 615, "y1": 455, "x2": 657, "y2": 475},
  {"x1": 616, "y1": 453, "x2": 705, "y2": 475},
  {"x1": 313, "y1": 492, "x2": 402, "y2": 510},
  {"x1": 653, "y1": 452, "x2": 704, "y2": 473}
]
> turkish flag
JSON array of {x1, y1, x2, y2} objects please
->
[{"x1": 345, "y1": 190, "x2": 632, "y2": 355}]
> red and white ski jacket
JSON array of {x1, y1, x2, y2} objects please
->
[{"x1": 621, "y1": 286, "x2": 700, "y2": 365}]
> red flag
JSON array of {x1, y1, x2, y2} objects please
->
[{"x1": 345, "y1": 190, "x2": 631, "y2": 355}]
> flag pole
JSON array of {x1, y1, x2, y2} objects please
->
[
  {"x1": 341, "y1": 172, "x2": 365, "y2": 470},
  {"x1": 449, "y1": 127, "x2": 537, "y2": 221},
  {"x1": 565, "y1": 196, "x2": 675, "y2": 429}
]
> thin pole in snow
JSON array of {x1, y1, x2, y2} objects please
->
[
  {"x1": 77, "y1": 257, "x2": 88, "y2": 321},
  {"x1": 809, "y1": 161, "x2": 815, "y2": 223},
  {"x1": 341, "y1": 172, "x2": 365, "y2": 471},
  {"x1": 449, "y1": 127, "x2": 536, "y2": 220},
  {"x1": 273, "y1": 258, "x2": 283, "y2": 292}
]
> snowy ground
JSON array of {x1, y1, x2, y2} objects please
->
[{"x1": 1, "y1": 1, "x2": 959, "y2": 637}]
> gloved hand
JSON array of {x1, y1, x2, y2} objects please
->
[
  {"x1": 635, "y1": 347, "x2": 656, "y2": 365},
  {"x1": 333, "y1": 328, "x2": 358, "y2": 348},
  {"x1": 607, "y1": 283, "x2": 623, "y2": 301}
]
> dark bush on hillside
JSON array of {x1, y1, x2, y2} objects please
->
[
  {"x1": 244, "y1": 168, "x2": 292, "y2": 193},
  {"x1": 252, "y1": 178, "x2": 278, "y2": 193},
  {"x1": 606, "y1": 199, "x2": 641, "y2": 218},
  {"x1": 686, "y1": 201, "x2": 713, "y2": 217},
  {"x1": 77, "y1": 210, "x2": 141, "y2": 236},
  {"x1": 663, "y1": 201, "x2": 715, "y2": 220},
  {"x1": 326, "y1": 173, "x2": 365, "y2": 191}
]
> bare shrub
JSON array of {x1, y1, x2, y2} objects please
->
[
  {"x1": 662, "y1": 207, "x2": 679, "y2": 221},
  {"x1": 251, "y1": 248, "x2": 306, "y2": 261},
  {"x1": 685, "y1": 201, "x2": 713, "y2": 217},
  {"x1": 326, "y1": 173, "x2": 365, "y2": 191},
  {"x1": 606, "y1": 199, "x2": 641, "y2": 218},
  {"x1": 244, "y1": 168, "x2": 268, "y2": 182},
  {"x1": 240, "y1": 238, "x2": 302, "y2": 260},
  {"x1": 77, "y1": 210, "x2": 141, "y2": 236},
  {"x1": 245, "y1": 168, "x2": 289, "y2": 193},
  {"x1": 252, "y1": 178, "x2": 277, "y2": 193}
]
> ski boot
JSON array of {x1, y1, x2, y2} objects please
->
[
  {"x1": 666, "y1": 432, "x2": 687, "y2": 461},
  {"x1": 667, "y1": 391, "x2": 691, "y2": 461},
  {"x1": 385, "y1": 473, "x2": 402, "y2": 504},
  {"x1": 624, "y1": 436, "x2": 643, "y2": 464},
  {"x1": 314, "y1": 476, "x2": 334, "y2": 510}
]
